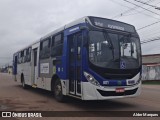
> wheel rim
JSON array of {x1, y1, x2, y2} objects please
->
[{"x1": 55, "y1": 82, "x2": 62, "y2": 97}]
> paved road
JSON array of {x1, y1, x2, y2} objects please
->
[{"x1": 0, "y1": 73, "x2": 159, "y2": 120}]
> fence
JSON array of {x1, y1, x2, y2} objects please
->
[{"x1": 141, "y1": 65, "x2": 160, "y2": 80}]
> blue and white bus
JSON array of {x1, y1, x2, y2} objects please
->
[{"x1": 13, "y1": 16, "x2": 142, "y2": 101}]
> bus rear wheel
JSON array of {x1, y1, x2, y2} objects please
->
[{"x1": 54, "y1": 79, "x2": 65, "y2": 102}]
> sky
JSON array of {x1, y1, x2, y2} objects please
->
[{"x1": 0, "y1": 0, "x2": 160, "y2": 66}]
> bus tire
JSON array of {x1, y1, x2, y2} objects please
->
[{"x1": 54, "y1": 78, "x2": 65, "y2": 102}]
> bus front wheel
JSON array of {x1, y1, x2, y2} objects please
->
[{"x1": 54, "y1": 79, "x2": 65, "y2": 102}]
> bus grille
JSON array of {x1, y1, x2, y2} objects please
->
[{"x1": 97, "y1": 88, "x2": 138, "y2": 96}]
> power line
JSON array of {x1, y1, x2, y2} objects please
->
[
  {"x1": 139, "y1": 28, "x2": 160, "y2": 39},
  {"x1": 111, "y1": 0, "x2": 160, "y2": 38},
  {"x1": 126, "y1": 1, "x2": 160, "y2": 31},
  {"x1": 141, "y1": 35, "x2": 160, "y2": 42},
  {"x1": 112, "y1": 0, "x2": 159, "y2": 20},
  {"x1": 123, "y1": 0, "x2": 160, "y2": 17},
  {"x1": 141, "y1": 36, "x2": 160, "y2": 44},
  {"x1": 133, "y1": 0, "x2": 160, "y2": 10},
  {"x1": 137, "y1": 19, "x2": 160, "y2": 30},
  {"x1": 111, "y1": 0, "x2": 133, "y2": 9},
  {"x1": 112, "y1": 0, "x2": 160, "y2": 33},
  {"x1": 141, "y1": 38, "x2": 160, "y2": 44},
  {"x1": 111, "y1": 0, "x2": 139, "y2": 18},
  {"x1": 120, "y1": 1, "x2": 160, "y2": 17}
]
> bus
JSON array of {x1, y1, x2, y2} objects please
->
[{"x1": 13, "y1": 16, "x2": 142, "y2": 102}]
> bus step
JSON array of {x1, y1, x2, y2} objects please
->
[{"x1": 32, "y1": 84, "x2": 37, "y2": 88}]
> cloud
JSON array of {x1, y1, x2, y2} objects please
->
[{"x1": 0, "y1": 0, "x2": 160, "y2": 66}]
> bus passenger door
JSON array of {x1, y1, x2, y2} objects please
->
[
  {"x1": 13, "y1": 55, "x2": 18, "y2": 81},
  {"x1": 69, "y1": 33, "x2": 82, "y2": 96},
  {"x1": 13, "y1": 55, "x2": 18, "y2": 75},
  {"x1": 31, "y1": 48, "x2": 38, "y2": 86}
]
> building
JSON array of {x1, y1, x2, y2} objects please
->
[
  {"x1": 0, "y1": 66, "x2": 12, "y2": 74},
  {"x1": 7, "y1": 66, "x2": 13, "y2": 74},
  {"x1": 142, "y1": 54, "x2": 160, "y2": 80}
]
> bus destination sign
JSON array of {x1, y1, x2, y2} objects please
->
[{"x1": 89, "y1": 17, "x2": 136, "y2": 33}]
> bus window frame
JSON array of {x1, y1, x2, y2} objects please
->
[
  {"x1": 24, "y1": 47, "x2": 31, "y2": 63},
  {"x1": 51, "y1": 32, "x2": 64, "y2": 58},
  {"x1": 39, "y1": 37, "x2": 51, "y2": 59}
]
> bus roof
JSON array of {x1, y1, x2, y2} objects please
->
[
  {"x1": 14, "y1": 16, "x2": 136, "y2": 53},
  {"x1": 41, "y1": 17, "x2": 87, "y2": 40}
]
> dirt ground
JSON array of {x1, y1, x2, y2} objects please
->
[{"x1": 0, "y1": 73, "x2": 159, "y2": 120}]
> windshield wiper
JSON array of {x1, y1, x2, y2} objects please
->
[
  {"x1": 103, "y1": 32, "x2": 115, "y2": 60},
  {"x1": 103, "y1": 32, "x2": 113, "y2": 49}
]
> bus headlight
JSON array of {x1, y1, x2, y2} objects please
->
[{"x1": 84, "y1": 72, "x2": 100, "y2": 86}]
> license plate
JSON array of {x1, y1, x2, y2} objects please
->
[{"x1": 116, "y1": 88, "x2": 125, "y2": 93}]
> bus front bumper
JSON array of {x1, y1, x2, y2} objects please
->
[{"x1": 81, "y1": 82, "x2": 141, "y2": 100}]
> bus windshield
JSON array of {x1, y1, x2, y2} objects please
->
[{"x1": 89, "y1": 31, "x2": 141, "y2": 69}]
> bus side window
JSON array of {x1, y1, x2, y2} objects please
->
[
  {"x1": 51, "y1": 33, "x2": 63, "y2": 57},
  {"x1": 27, "y1": 47, "x2": 31, "y2": 62},
  {"x1": 21, "y1": 50, "x2": 24, "y2": 63},
  {"x1": 24, "y1": 47, "x2": 31, "y2": 62},
  {"x1": 17, "y1": 52, "x2": 20, "y2": 64},
  {"x1": 40, "y1": 38, "x2": 51, "y2": 59},
  {"x1": 24, "y1": 49, "x2": 27, "y2": 63},
  {"x1": 17, "y1": 51, "x2": 24, "y2": 64}
]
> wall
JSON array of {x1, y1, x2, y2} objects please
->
[
  {"x1": 8, "y1": 68, "x2": 12, "y2": 74},
  {"x1": 142, "y1": 65, "x2": 160, "y2": 80}
]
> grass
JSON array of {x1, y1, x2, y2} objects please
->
[{"x1": 142, "y1": 80, "x2": 160, "y2": 85}]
